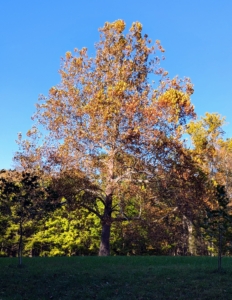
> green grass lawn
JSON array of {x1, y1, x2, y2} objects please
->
[{"x1": 1, "y1": 256, "x2": 232, "y2": 299}]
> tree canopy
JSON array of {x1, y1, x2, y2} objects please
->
[{"x1": 11, "y1": 20, "x2": 231, "y2": 257}]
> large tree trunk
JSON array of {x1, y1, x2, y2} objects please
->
[
  {"x1": 99, "y1": 193, "x2": 112, "y2": 256},
  {"x1": 99, "y1": 218, "x2": 111, "y2": 256},
  {"x1": 99, "y1": 152, "x2": 115, "y2": 256}
]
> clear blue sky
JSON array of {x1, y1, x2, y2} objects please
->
[{"x1": 1, "y1": 0, "x2": 232, "y2": 169}]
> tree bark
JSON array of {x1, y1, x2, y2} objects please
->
[
  {"x1": 99, "y1": 218, "x2": 111, "y2": 256},
  {"x1": 218, "y1": 225, "x2": 222, "y2": 271},
  {"x1": 98, "y1": 151, "x2": 115, "y2": 256},
  {"x1": 98, "y1": 193, "x2": 112, "y2": 256},
  {"x1": 185, "y1": 216, "x2": 196, "y2": 255},
  {"x1": 18, "y1": 220, "x2": 23, "y2": 266}
]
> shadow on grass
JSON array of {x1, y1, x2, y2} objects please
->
[{"x1": 1, "y1": 256, "x2": 232, "y2": 299}]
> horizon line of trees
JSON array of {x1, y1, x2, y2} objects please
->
[{"x1": 1, "y1": 112, "x2": 232, "y2": 258}]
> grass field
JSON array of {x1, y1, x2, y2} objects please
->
[{"x1": 1, "y1": 256, "x2": 232, "y2": 299}]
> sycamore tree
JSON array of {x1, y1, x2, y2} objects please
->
[{"x1": 16, "y1": 20, "x2": 195, "y2": 255}]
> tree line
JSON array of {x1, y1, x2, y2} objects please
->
[{"x1": 1, "y1": 20, "x2": 232, "y2": 258}]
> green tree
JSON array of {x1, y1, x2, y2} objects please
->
[
  {"x1": 0, "y1": 170, "x2": 58, "y2": 264},
  {"x1": 26, "y1": 205, "x2": 101, "y2": 257},
  {"x1": 203, "y1": 185, "x2": 232, "y2": 271}
]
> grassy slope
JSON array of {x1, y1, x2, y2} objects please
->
[{"x1": 0, "y1": 256, "x2": 232, "y2": 300}]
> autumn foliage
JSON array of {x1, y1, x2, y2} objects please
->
[{"x1": 10, "y1": 20, "x2": 232, "y2": 257}]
